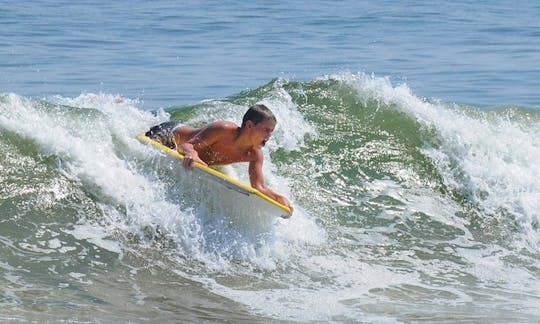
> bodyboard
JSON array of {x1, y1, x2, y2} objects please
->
[{"x1": 137, "y1": 133, "x2": 292, "y2": 220}]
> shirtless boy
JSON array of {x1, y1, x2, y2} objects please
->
[{"x1": 145, "y1": 104, "x2": 293, "y2": 214}]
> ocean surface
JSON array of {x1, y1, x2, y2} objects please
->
[{"x1": 1, "y1": 1, "x2": 540, "y2": 322}]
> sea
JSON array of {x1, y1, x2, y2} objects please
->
[{"x1": 1, "y1": 1, "x2": 540, "y2": 322}]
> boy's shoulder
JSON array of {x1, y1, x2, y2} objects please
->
[{"x1": 206, "y1": 120, "x2": 239, "y2": 132}]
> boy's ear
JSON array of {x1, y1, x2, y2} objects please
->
[{"x1": 245, "y1": 120, "x2": 255, "y2": 129}]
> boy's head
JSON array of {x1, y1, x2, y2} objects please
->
[{"x1": 241, "y1": 104, "x2": 276, "y2": 128}]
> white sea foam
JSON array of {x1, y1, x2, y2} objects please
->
[
  {"x1": 0, "y1": 93, "x2": 322, "y2": 270},
  {"x1": 2, "y1": 84, "x2": 540, "y2": 322}
]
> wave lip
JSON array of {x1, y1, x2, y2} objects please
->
[{"x1": 310, "y1": 72, "x2": 540, "y2": 249}]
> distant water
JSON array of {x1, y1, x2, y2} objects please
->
[
  {"x1": 2, "y1": 1, "x2": 540, "y2": 322},
  {"x1": 2, "y1": 1, "x2": 540, "y2": 108}
]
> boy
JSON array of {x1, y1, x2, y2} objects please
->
[{"x1": 145, "y1": 104, "x2": 293, "y2": 214}]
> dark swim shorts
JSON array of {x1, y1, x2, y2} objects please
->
[{"x1": 145, "y1": 121, "x2": 185, "y2": 149}]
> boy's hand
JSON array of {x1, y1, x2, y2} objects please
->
[
  {"x1": 276, "y1": 195, "x2": 293, "y2": 217},
  {"x1": 183, "y1": 152, "x2": 207, "y2": 169}
]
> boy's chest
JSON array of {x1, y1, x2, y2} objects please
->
[{"x1": 201, "y1": 143, "x2": 252, "y2": 165}]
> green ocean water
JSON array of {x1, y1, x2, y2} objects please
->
[{"x1": 1, "y1": 74, "x2": 540, "y2": 322}]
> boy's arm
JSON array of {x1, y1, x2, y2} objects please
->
[
  {"x1": 249, "y1": 150, "x2": 293, "y2": 216},
  {"x1": 174, "y1": 124, "x2": 220, "y2": 169},
  {"x1": 179, "y1": 141, "x2": 207, "y2": 169}
]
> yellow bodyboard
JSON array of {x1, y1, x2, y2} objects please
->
[{"x1": 137, "y1": 133, "x2": 292, "y2": 218}]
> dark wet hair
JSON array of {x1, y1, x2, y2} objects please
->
[{"x1": 241, "y1": 104, "x2": 276, "y2": 128}]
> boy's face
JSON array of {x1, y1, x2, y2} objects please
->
[{"x1": 248, "y1": 119, "x2": 276, "y2": 147}]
